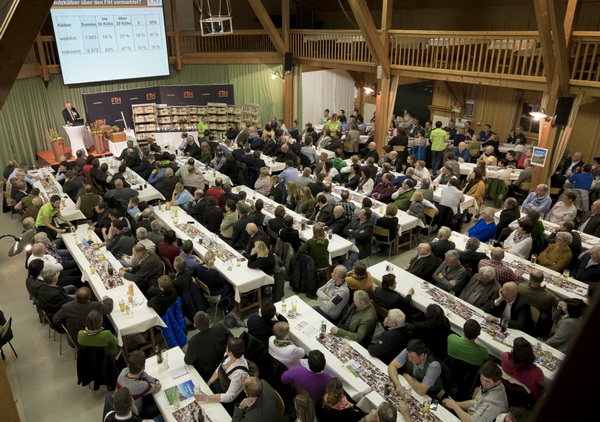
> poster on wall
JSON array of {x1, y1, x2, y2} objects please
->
[
  {"x1": 531, "y1": 147, "x2": 548, "y2": 167},
  {"x1": 83, "y1": 84, "x2": 234, "y2": 129}
]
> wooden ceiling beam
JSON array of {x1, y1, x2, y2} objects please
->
[
  {"x1": 348, "y1": 0, "x2": 390, "y2": 79},
  {"x1": 445, "y1": 81, "x2": 467, "y2": 108},
  {"x1": 0, "y1": 0, "x2": 55, "y2": 110},
  {"x1": 533, "y1": 0, "x2": 556, "y2": 92},
  {"x1": 563, "y1": 0, "x2": 580, "y2": 51},
  {"x1": 248, "y1": 0, "x2": 287, "y2": 56},
  {"x1": 547, "y1": 0, "x2": 570, "y2": 93}
]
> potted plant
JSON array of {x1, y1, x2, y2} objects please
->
[
  {"x1": 46, "y1": 128, "x2": 65, "y2": 161},
  {"x1": 90, "y1": 122, "x2": 104, "y2": 154}
]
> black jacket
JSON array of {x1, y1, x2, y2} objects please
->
[
  {"x1": 430, "y1": 239, "x2": 456, "y2": 260},
  {"x1": 148, "y1": 289, "x2": 178, "y2": 317},
  {"x1": 483, "y1": 293, "x2": 534, "y2": 334},
  {"x1": 279, "y1": 228, "x2": 302, "y2": 251},
  {"x1": 459, "y1": 250, "x2": 488, "y2": 274},
  {"x1": 203, "y1": 206, "x2": 224, "y2": 233},
  {"x1": 329, "y1": 216, "x2": 349, "y2": 236},
  {"x1": 271, "y1": 183, "x2": 286, "y2": 205},
  {"x1": 247, "y1": 313, "x2": 287, "y2": 345},
  {"x1": 123, "y1": 252, "x2": 163, "y2": 293},
  {"x1": 343, "y1": 219, "x2": 374, "y2": 259},
  {"x1": 245, "y1": 230, "x2": 270, "y2": 256},
  {"x1": 372, "y1": 287, "x2": 413, "y2": 317},
  {"x1": 368, "y1": 323, "x2": 415, "y2": 365},
  {"x1": 38, "y1": 284, "x2": 72, "y2": 321},
  {"x1": 231, "y1": 214, "x2": 254, "y2": 250},
  {"x1": 184, "y1": 322, "x2": 231, "y2": 380},
  {"x1": 314, "y1": 203, "x2": 334, "y2": 225},
  {"x1": 268, "y1": 217, "x2": 285, "y2": 234},
  {"x1": 308, "y1": 181, "x2": 325, "y2": 198},
  {"x1": 188, "y1": 198, "x2": 208, "y2": 223},
  {"x1": 184, "y1": 143, "x2": 202, "y2": 159}
]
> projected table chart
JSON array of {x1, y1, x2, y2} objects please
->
[{"x1": 54, "y1": 13, "x2": 163, "y2": 55}]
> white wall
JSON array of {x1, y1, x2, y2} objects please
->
[{"x1": 301, "y1": 69, "x2": 355, "y2": 126}]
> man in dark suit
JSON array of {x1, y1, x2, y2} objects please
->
[
  {"x1": 562, "y1": 152, "x2": 584, "y2": 176},
  {"x1": 110, "y1": 164, "x2": 131, "y2": 189},
  {"x1": 580, "y1": 199, "x2": 600, "y2": 237},
  {"x1": 155, "y1": 167, "x2": 178, "y2": 199},
  {"x1": 188, "y1": 190, "x2": 207, "y2": 223},
  {"x1": 270, "y1": 176, "x2": 286, "y2": 205},
  {"x1": 572, "y1": 246, "x2": 600, "y2": 293},
  {"x1": 314, "y1": 195, "x2": 333, "y2": 225},
  {"x1": 250, "y1": 151, "x2": 266, "y2": 169},
  {"x1": 122, "y1": 148, "x2": 141, "y2": 169},
  {"x1": 234, "y1": 123, "x2": 249, "y2": 146},
  {"x1": 368, "y1": 308, "x2": 414, "y2": 365},
  {"x1": 220, "y1": 184, "x2": 239, "y2": 205},
  {"x1": 343, "y1": 208, "x2": 375, "y2": 270},
  {"x1": 279, "y1": 215, "x2": 302, "y2": 251},
  {"x1": 276, "y1": 143, "x2": 297, "y2": 163},
  {"x1": 53, "y1": 287, "x2": 113, "y2": 346},
  {"x1": 119, "y1": 244, "x2": 163, "y2": 294},
  {"x1": 244, "y1": 223, "x2": 270, "y2": 256},
  {"x1": 483, "y1": 282, "x2": 534, "y2": 334},
  {"x1": 184, "y1": 311, "x2": 231, "y2": 380},
  {"x1": 231, "y1": 203, "x2": 253, "y2": 250},
  {"x1": 329, "y1": 206, "x2": 349, "y2": 235},
  {"x1": 404, "y1": 243, "x2": 438, "y2": 281},
  {"x1": 308, "y1": 173, "x2": 326, "y2": 198},
  {"x1": 184, "y1": 136, "x2": 202, "y2": 159},
  {"x1": 430, "y1": 227, "x2": 456, "y2": 260},
  {"x1": 62, "y1": 102, "x2": 80, "y2": 125},
  {"x1": 37, "y1": 270, "x2": 73, "y2": 322},
  {"x1": 231, "y1": 377, "x2": 279, "y2": 422}
]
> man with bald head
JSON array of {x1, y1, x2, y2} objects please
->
[
  {"x1": 329, "y1": 205, "x2": 350, "y2": 235},
  {"x1": 517, "y1": 268, "x2": 558, "y2": 315},
  {"x1": 404, "y1": 243, "x2": 437, "y2": 280},
  {"x1": 244, "y1": 222, "x2": 269, "y2": 257},
  {"x1": 478, "y1": 247, "x2": 520, "y2": 285},
  {"x1": 53, "y1": 287, "x2": 113, "y2": 346},
  {"x1": 104, "y1": 178, "x2": 139, "y2": 212},
  {"x1": 563, "y1": 151, "x2": 584, "y2": 177},
  {"x1": 233, "y1": 376, "x2": 278, "y2": 421},
  {"x1": 478, "y1": 145, "x2": 497, "y2": 166},
  {"x1": 522, "y1": 184, "x2": 552, "y2": 217},
  {"x1": 155, "y1": 167, "x2": 178, "y2": 199},
  {"x1": 483, "y1": 281, "x2": 534, "y2": 333}
]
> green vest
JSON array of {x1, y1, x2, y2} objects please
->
[
  {"x1": 394, "y1": 189, "x2": 415, "y2": 211},
  {"x1": 79, "y1": 193, "x2": 100, "y2": 218},
  {"x1": 402, "y1": 353, "x2": 444, "y2": 398},
  {"x1": 197, "y1": 121, "x2": 208, "y2": 138}
]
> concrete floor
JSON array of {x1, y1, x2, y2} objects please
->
[{"x1": 0, "y1": 203, "x2": 481, "y2": 421}]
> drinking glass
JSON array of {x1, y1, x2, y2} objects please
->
[
  {"x1": 161, "y1": 349, "x2": 169, "y2": 370},
  {"x1": 562, "y1": 269, "x2": 570, "y2": 281},
  {"x1": 531, "y1": 254, "x2": 538, "y2": 265},
  {"x1": 403, "y1": 385, "x2": 412, "y2": 401},
  {"x1": 422, "y1": 397, "x2": 431, "y2": 415},
  {"x1": 172, "y1": 390, "x2": 180, "y2": 409},
  {"x1": 194, "y1": 384, "x2": 202, "y2": 401},
  {"x1": 281, "y1": 299, "x2": 287, "y2": 313},
  {"x1": 118, "y1": 300, "x2": 125, "y2": 312},
  {"x1": 291, "y1": 299, "x2": 297, "y2": 313},
  {"x1": 501, "y1": 318, "x2": 509, "y2": 332}
]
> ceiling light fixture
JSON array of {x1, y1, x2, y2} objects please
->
[
  {"x1": 271, "y1": 71, "x2": 285, "y2": 80},
  {"x1": 529, "y1": 108, "x2": 550, "y2": 121}
]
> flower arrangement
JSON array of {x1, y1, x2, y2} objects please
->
[
  {"x1": 45, "y1": 128, "x2": 63, "y2": 144},
  {"x1": 451, "y1": 103, "x2": 462, "y2": 113},
  {"x1": 111, "y1": 125, "x2": 120, "y2": 133},
  {"x1": 90, "y1": 121, "x2": 103, "y2": 135},
  {"x1": 178, "y1": 117, "x2": 189, "y2": 124}
]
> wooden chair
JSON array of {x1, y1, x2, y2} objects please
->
[
  {"x1": 1, "y1": 317, "x2": 18, "y2": 358},
  {"x1": 274, "y1": 390, "x2": 285, "y2": 420},
  {"x1": 372, "y1": 226, "x2": 397, "y2": 257},
  {"x1": 549, "y1": 187, "x2": 561, "y2": 196},
  {"x1": 422, "y1": 207, "x2": 438, "y2": 237},
  {"x1": 372, "y1": 301, "x2": 389, "y2": 320},
  {"x1": 2, "y1": 191, "x2": 16, "y2": 219},
  {"x1": 195, "y1": 277, "x2": 230, "y2": 320},
  {"x1": 61, "y1": 323, "x2": 78, "y2": 360},
  {"x1": 464, "y1": 267, "x2": 473, "y2": 278},
  {"x1": 392, "y1": 145, "x2": 406, "y2": 153},
  {"x1": 500, "y1": 227, "x2": 512, "y2": 238},
  {"x1": 435, "y1": 257, "x2": 443, "y2": 267},
  {"x1": 161, "y1": 256, "x2": 173, "y2": 275},
  {"x1": 530, "y1": 306, "x2": 540, "y2": 324}
]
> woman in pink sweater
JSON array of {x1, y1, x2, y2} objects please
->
[{"x1": 501, "y1": 337, "x2": 544, "y2": 399}]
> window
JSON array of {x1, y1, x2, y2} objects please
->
[{"x1": 519, "y1": 103, "x2": 541, "y2": 134}]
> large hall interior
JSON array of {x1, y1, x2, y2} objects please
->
[{"x1": 1, "y1": 1, "x2": 600, "y2": 421}]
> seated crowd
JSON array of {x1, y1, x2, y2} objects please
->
[{"x1": 4, "y1": 110, "x2": 596, "y2": 422}]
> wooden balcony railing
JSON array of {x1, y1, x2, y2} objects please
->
[
  {"x1": 166, "y1": 30, "x2": 277, "y2": 56},
  {"x1": 289, "y1": 30, "x2": 375, "y2": 67},
  {"x1": 388, "y1": 31, "x2": 545, "y2": 80},
  {"x1": 571, "y1": 32, "x2": 600, "y2": 85}
]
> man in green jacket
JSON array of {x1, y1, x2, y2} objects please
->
[
  {"x1": 392, "y1": 179, "x2": 416, "y2": 211},
  {"x1": 331, "y1": 290, "x2": 377, "y2": 347}
]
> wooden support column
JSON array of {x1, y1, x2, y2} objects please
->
[
  {"x1": 281, "y1": 0, "x2": 292, "y2": 125},
  {"x1": 548, "y1": 0, "x2": 570, "y2": 93},
  {"x1": 171, "y1": 0, "x2": 182, "y2": 71},
  {"x1": 563, "y1": 0, "x2": 581, "y2": 52},
  {"x1": 0, "y1": 0, "x2": 55, "y2": 110}
]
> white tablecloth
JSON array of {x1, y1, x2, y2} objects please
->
[
  {"x1": 281, "y1": 296, "x2": 460, "y2": 421},
  {"x1": 29, "y1": 168, "x2": 86, "y2": 221},
  {"x1": 175, "y1": 156, "x2": 232, "y2": 187},
  {"x1": 153, "y1": 132, "x2": 199, "y2": 151},
  {"x1": 368, "y1": 260, "x2": 563, "y2": 383},
  {"x1": 62, "y1": 226, "x2": 165, "y2": 345},
  {"x1": 459, "y1": 162, "x2": 520, "y2": 181},
  {"x1": 432, "y1": 185, "x2": 478, "y2": 213},
  {"x1": 494, "y1": 210, "x2": 600, "y2": 252},
  {"x1": 153, "y1": 206, "x2": 273, "y2": 303},
  {"x1": 63, "y1": 125, "x2": 93, "y2": 153},
  {"x1": 449, "y1": 231, "x2": 588, "y2": 300},
  {"x1": 146, "y1": 346, "x2": 231, "y2": 422},
  {"x1": 99, "y1": 157, "x2": 165, "y2": 202}
]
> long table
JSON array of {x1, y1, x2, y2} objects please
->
[
  {"x1": 494, "y1": 210, "x2": 600, "y2": 252},
  {"x1": 237, "y1": 185, "x2": 358, "y2": 262},
  {"x1": 29, "y1": 168, "x2": 87, "y2": 221},
  {"x1": 99, "y1": 157, "x2": 165, "y2": 202},
  {"x1": 146, "y1": 346, "x2": 231, "y2": 422},
  {"x1": 153, "y1": 205, "x2": 273, "y2": 306},
  {"x1": 62, "y1": 225, "x2": 165, "y2": 346},
  {"x1": 368, "y1": 261, "x2": 564, "y2": 384},
  {"x1": 449, "y1": 231, "x2": 589, "y2": 300},
  {"x1": 459, "y1": 162, "x2": 520, "y2": 181},
  {"x1": 282, "y1": 296, "x2": 460, "y2": 421},
  {"x1": 175, "y1": 156, "x2": 232, "y2": 187}
]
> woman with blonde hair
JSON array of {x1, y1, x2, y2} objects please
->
[
  {"x1": 198, "y1": 250, "x2": 233, "y2": 297},
  {"x1": 407, "y1": 191, "x2": 426, "y2": 223},
  {"x1": 248, "y1": 240, "x2": 276, "y2": 275},
  {"x1": 295, "y1": 187, "x2": 316, "y2": 220},
  {"x1": 286, "y1": 180, "x2": 301, "y2": 210},
  {"x1": 172, "y1": 182, "x2": 192, "y2": 210},
  {"x1": 199, "y1": 142, "x2": 212, "y2": 165},
  {"x1": 254, "y1": 166, "x2": 271, "y2": 197},
  {"x1": 298, "y1": 223, "x2": 329, "y2": 271},
  {"x1": 294, "y1": 393, "x2": 317, "y2": 422}
]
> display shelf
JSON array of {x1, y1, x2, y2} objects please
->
[{"x1": 243, "y1": 103, "x2": 261, "y2": 126}]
